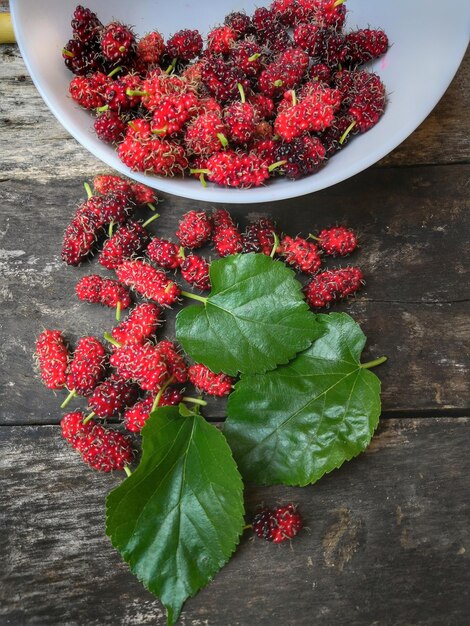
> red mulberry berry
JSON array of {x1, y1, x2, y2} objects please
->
[
  {"x1": 99, "y1": 220, "x2": 150, "y2": 270},
  {"x1": 75, "y1": 274, "x2": 131, "y2": 310},
  {"x1": 180, "y1": 254, "x2": 211, "y2": 291},
  {"x1": 88, "y1": 374, "x2": 138, "y2": 418},
  {"x1": 176, "y1": 210, "x2": 212, "y2": 249},
  {"x1": 35, "y1": 329, "x2": 69, "y2": 389},
  {"x1": 280, "y1": 235, "x2": 322, "y2": 275},
  {"x1": 156, "y1": 341, "x2": 188, "y2": 383},
  {"x1": 316, "y1": 226, "x2": 357, "y2": 256},
  {"x1": 66, "y1": 336, "x2": 106, "y2": 397},
  {"x1": 112, "y1": 302, "x2": 162, "y2": 346},
  {"x1": 188, "y1": 364, "x2": 234, "y2": 397},
  {"x1": 100, "y1": 22, "x2": 135, "y2": 62},
  {"x1": 110, "y1": 343, "x2": 169, "y2": 391},
  {"x1": 147, "y1": 237, "x2": 184, "y2": 269},
  {"x1": 116, "y1": 260, "x2": 180, "y2": 307},
  {"x1": 304, "y1": 267, "x2": 364, "y2": 308},
  {"x1": 79, "y1": 420, "x2": 134, "y2": 471}
]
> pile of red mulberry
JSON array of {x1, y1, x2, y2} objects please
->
[
  {"x1": 36, "y1": 173, "x2": 363, "y2": 473},
  {"x1": 63, "y1": 2, "x2": 389, "y2": 188}
]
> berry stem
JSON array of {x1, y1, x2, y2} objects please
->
[
  {"x1": 107, "y1": 66, "x2": 122, "y2": 78},
  {"x1": 190, "y1": 168, "x2": 210, "y2": 175},
  {"x1": 124, "y1": 465, "x2": 132, "y2": 477},
  {"x1": 62, "y1": 48, "x2": 75, "y2": 58},
  {"x1": 165, "y1": 58, "x2": 177, "y2": 74},
  {"x1": 118, "y1": 45, "x2": 126, "y2": 53},
  {"x1": 180, "y1": 290, "x2": 208, "y2": 304},
  {"x1": 178, "y1": 246, "x2": 186, "y2": 261},
  {"x1": 307, "y1": 233, "x2": 320, "y2": 242},
  {"x1": 108, "y1": 221, "x2": 115, "y2": 238},
  {"x1": 96, "y1": 104, "x2": 109, "y2": 112},
  {"x1": 147, "y1": 203, "x2": 157, "y2": 212},
  {"x1": 273, "y1": 79, "x2": 283, "y2": 87},
  {"x1": 361, "y1": 356, "x2": 388, "y2": 370},
  {"x1": 237, "y1": 82, "x2": 246, "y2": 104},
  {"x1": 152, "y1": 126, "x2": 168, "y2": 135},
  {"x1": 290, "y1": 90, "x2": 297, "y2": 106},
  {"x1": 182, "y1": 397, "x2": 207, "y2": 407},
  {"x1": 151, "y1": 375, "x2": 175, "y2": 412},
  {"x1": 248, "y1": 53, "x2": 261, "y2": 62},
  {"x1": 116, "y1": 301, "x2": 121, "y2": 322},
  {"x1": 217, "y1": 133, "x2": 228, "y2": 149},
  {"x1": 268, "y1": 160, "x2": 287, "y2": 172},
  {"x1": 126, "y1": 89, "x2": 149, "y2": 97},
  {"x1": 199, "y1": 173, "x2": 207, "y2": 188},
  {"x1": 243, "y1": 524, "x2": 252, "y2": 531},
  {"x1": 339, "y1": 120, "x2": 357, "y2": 145},
  {"x1": 103, "y1": 332, "x2": 121, "y2": 348},
  {"x1": 60, "y1": 389, "x2": 76, "y2": 409},
  {"x1": 84, "y1": 182, "x2": 93, "y2": 199},
  {"x1": 142, "y1": 213, "x2": 161, "y2": 228},
  {"x1": 334, "y1": 0, "x2": 346, "y2": 6},
  {"x1": 83, "y1": 412, "x2": 95, "y2": 425},
  {"x1": 270, "y1": 232, "x2": 279, "y2": 258}
]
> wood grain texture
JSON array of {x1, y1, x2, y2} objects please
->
[
  {"x1": 1, "y1": 165, "x2": 468, "y2": 425},
  {"x1": 1, "y1": 418, "x2": 469, "y2": 625},
  {"x1": 0, "y1": 45, "x2": 469, "y2": 184}
]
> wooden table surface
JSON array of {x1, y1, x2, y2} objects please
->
[{"x1": 1, "y1": 29, "x2": 469, "y2": 626}]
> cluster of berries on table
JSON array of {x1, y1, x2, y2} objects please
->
[
  {"x1": 37, "y1": 172, "x2": 364, "y2": 474},
  {"x1": 63, "y1": 3, "x2": 388, "y2": 188}
]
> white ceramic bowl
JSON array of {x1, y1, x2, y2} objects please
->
[{"x1": 11, "y1": 0, "x2": 470, "y2": 203}]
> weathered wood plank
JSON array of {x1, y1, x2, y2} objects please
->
[
  {"x1": 1, "y1": 165, "x2": 469, "y2": 424},
  {"x1": 0, "y1": 44, "x2": 469, "y2": 183},
  {"x1": 1, "y1": 418, "x2": 469, "y2": 625}
]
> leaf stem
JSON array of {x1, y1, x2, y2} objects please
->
[
  {"x1": 180, "y1": 290, "x2": 208, "y2": 304},
  {"x1": 60, "y1": 389, "x2": 76, "y2": 409},
  {"x1": 124, "y1": 465, "x2": 132, "y2": 477},
  {"x1": 182, "y1": 397, "x2": 207, "y2": 407},
  {"x1": 361, "y1": 356, "x2": 388, "y2": 370}
]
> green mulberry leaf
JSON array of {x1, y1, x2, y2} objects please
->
[
  {"x1": 175, "y1": 253, "x2": 320, "y2": 376},
  {"x1": 225, "y1": 313, "x2": 386, "y2": 486},
  {"x1": 106, "y1": 406, "x2": 245, "y2": 625}
]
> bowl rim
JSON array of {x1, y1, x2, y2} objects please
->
[{"x1": 10, "y1": 0, "x2": 470, "y2": 204}]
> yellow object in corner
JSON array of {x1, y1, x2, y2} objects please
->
[{"x1": 0, "y1": 13, "x2": 15, "y2": 44}]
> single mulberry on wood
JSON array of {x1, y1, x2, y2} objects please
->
[
  {"x1": 316, "y1": 226, "x2": 357, "y2": 256},
  {"x1": 35, "y1": 329, "x2": 69, "y2": 390},
  {"x1": 304, "y1": 267, "x2": 364, "y2": 308},
  {"x1": 280, "y1": 235, "x2": 322, "y2": 275}
]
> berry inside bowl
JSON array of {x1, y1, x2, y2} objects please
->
[{"x1": 10, "y1": 0, "x2": 470, "y2": 203}]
